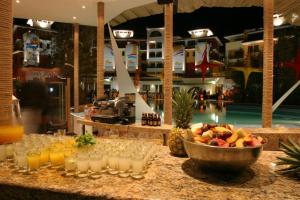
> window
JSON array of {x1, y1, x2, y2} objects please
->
[
  {"x1": 157, "y1": 63, "x2": 163, "y2": 68},
  {"x1": 149, "y1": 31, "x2": 162, "y2": 37},
  {"x1": 150, "y1": 63, "x2": 156, "y2": 68},
  {"x1": 141, "y1": 53, "x2": 146, "y2": 60},
  {"x1": 149, "y1": 43, "x2": 156, "y2": 49},
  {"x1": 156, "y1": 42, "x2": 162, "y2": 48},
  {"x1": 140, "y1": 42, "x2": 147, "y2": 50},
  {"x1": 142, "y1": 85, "x2": 150, "y2": 91},
  {"x1": 149, "y1": 52, "x2": 156, "y2": 58}
]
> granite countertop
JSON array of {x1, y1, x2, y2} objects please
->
[{"x1": 0, "y1": 147, "x2": 299, "y2": 200}]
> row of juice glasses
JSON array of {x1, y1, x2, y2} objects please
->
[
  {"x1": 1, "y1": 135, "x2": 157, "y2": 179},
  {"x1": 0, "y1": 134, "x2": 75, "y2": 174},
  {"x1": 66, "y1": 139, "x2": 157, "y2": 179}
]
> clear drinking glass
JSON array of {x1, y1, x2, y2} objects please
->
[
  {"x1": 64, "y1": 155, "x2": 76, "y2": 176},
  {"x1": 14, "y1": 148, "x2": 28, "y2": 173},
  {"x1": 0, "y1": 145, "x2": 6, "y2": 163},
  {"x1": 57, "y1": 129, "x2": 66, "y2": 136},
  {"x1": 5, "y1": 144, "x2": 14, "y2": 161},
  {"x1": 131, "y1": 153, "x2": 145, "y2": 179},
  {"x1": 101, "y1": 151, "x2": 108, "y2": 173},
  {"x1": 76, "y1": 153, "x2": 89, "y2": 178},
  {"x1": 108, "y1": 151, "x2": 119, "y2": 175},
  {"x1": 119, "y1": 153, "x2": 131, "y2": 178},
  {"x1": 89, "y1": 153, "x2": 102, "y2": 179},
  {"x1": 63, "y1": 147, "x2": 73, "y2": 158}
]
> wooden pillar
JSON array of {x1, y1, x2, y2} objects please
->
[
  {"x1": 73, "y1": 24, "x2": 79, "y2": 113},
  {"x1": 262, "y1": 0, "x2": 274, "y2": 128},
  {"x1": 163, "y1": 3, "x2": 173, "y2": 125},
  {"x1": 0, "y1": 0, "x2": 13, "y2": 124},
  {"x1": 97, "y1": 2, "x2": 105, "y2": 98},
  {"x1": 65, "y1": 78, "x2": 71, "y2": 131}
]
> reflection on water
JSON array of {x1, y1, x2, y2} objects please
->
[{"x1": 148, "y1": 100, "x2": 300, "y2": 127}]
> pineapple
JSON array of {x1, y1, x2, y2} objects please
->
[
  {"x1": 168, "y1": 89, "x2": 194, "y2": 156},
  {"x1": 276, "y1": 137, "x2": 300, "y2": 176},
  {"x1": 172, "y1": 88, "x2": 194, "y2": 129}
]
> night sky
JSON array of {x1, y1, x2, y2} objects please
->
[
  {"x1": 114, "y1": 6, "x2": 263, "y2": 41},
  {"x1": 14, "y1": 6, "x2": 263, "y2": 42}
]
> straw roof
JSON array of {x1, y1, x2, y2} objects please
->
[
  {"x1": 110, "y1": 0, "x2": 300, "y2": 26},
  {"x1": 12, "y1": 0, "x2": 300, "y2": 26}
]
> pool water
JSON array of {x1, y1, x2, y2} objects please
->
[{"x1": 149, "y1": 100, "x2": 300, "y2": 127}]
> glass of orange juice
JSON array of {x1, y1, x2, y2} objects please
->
[
  {"x1": 49, "y1": 147, "x2": 64, "y2": 169},
  {"x1": 27, "y1": 149, "x2": 40, "y2": 173},
  {"x1": 39, "y1": 146, "x2": 50, "y2": 167}
]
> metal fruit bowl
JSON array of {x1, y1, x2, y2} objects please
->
[{"x1": 182, "y1": 137, "x2": 263, "y2": 171}]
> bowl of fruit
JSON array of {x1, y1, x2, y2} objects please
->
[{"x1": 182, "y1": 123, "x2": 265, "y2": 171}]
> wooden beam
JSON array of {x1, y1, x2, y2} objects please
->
[
  {"x1": 73, "y1": 23, "x2": 79, "y2": 113},
  {"x1": 65, "y1": 78, "x2": 71, "y2": 131},
  {"x1": 97, "y1": 2, "x2": 105, "y2": 98},
  {"x1": 163, "y1": 3, "x2": 173, "y2": 125},
  {"x1": 262, "y1": 0, "x2": 274, "y2": 128},
  {"x1": 0, "y1": 0, "x2": 13, "y2": 124}
]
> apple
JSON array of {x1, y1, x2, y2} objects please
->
[
  {"x1": 250, "y1": 138, "x2": 261, "y2": 147},
  {"x1": 216, "y1": 138, "x2": 227, "y2": 146},
  {"x1": 243, "y1": 135, "x2": 253, "y2": 145}
]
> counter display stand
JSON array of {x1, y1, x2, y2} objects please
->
[{"x1": 0, "y1": 146, "x2": 299, "y2": 200}]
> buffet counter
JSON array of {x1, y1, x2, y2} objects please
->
[
  {"x1": 76, "y1": 118, "x2": 300, "y2": 150},
  {"x1": 0, "y1": 146, "x2": 299, "y2": 200},
  {"x1": 77, "y1": 119, "x2": 172, "y2": 145}
]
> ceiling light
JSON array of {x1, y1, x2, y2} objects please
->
[
  {"x1": 36, "y1": 20, "x2": 54, "y2": 28},
  {"x1": 273, "y1": 14, "x2": 285, "y2": 26},
  {"x1": 188, "y1": 28, "x2": 213, "y2": 38},
  {"x1": 82, "y1": 5, "x2": 86, "y2": 9},
  {"x1": 73, "y1": 16, "x2": 77, "y2": 20},
  {"x1": 113, "y1": 30, "x2": 134, "y2": 38},
  {"x1": 27, "y1": 19, "x2": 33, "y2": 27},
  {"x1": 16, "y1": 0, "x2": 20, "y2": 3},
  {"x1": 291, "y1": 13, "x2": 299, "y2": 24},
  {"x1": 26, "y1": 19, "x2": 54, "y2": 29}
]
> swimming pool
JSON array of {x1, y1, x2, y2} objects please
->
[{"x1": 149, "y1": 100, "x2": 300, "y2": 127}]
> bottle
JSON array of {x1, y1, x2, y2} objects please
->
[
  {"x1": 145, "y1": 113, "x2": 148, "y2": 126},
  {"x1": 146, "y1": 113, "x2": 149, "y2": 126},
  {"x1": 141, "y1": 113, "x2": 146, "y2": 126},
  {"x1": 144, "y1": 113, "x2": 148, "y2": 126},
  {"x1": 153, "y1": 114, "x2": 158, "y2": 126},
  {"x1": 141, "y1": 113, "x2": 143, "y2": 126},
  {"x1": 158, "y1": 114, "x2": 161, "y2": 126},
  {"x1": 148, "y1": 114, "x2": 153, "y2": 126}
]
